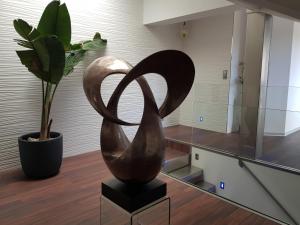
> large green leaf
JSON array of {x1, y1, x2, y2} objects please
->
[
  {"x1": 14, "y1": 39, "x2": 34, "y2": 49},
  {"x1": 56, "y1": 3, "x2": 71, "y2": 49},
  {"x1": 33, "y1": 36, "x2": 65, "y2": 84},
  {"x1": 45, "y1": 36, "x2": 65, "y2": 84},
  {"x1": 82, "y1": 32, "x2": 107, "y2": 51},
  {"x1": 32, "y1": 37, "x2": 50, "y2": 72},
  {"x1": 18, "y1": 36, "x2": 65, "y2": 84},
  {"x1": 37, "y1": 0, "x2": 71, "y2": 49},
  {"x1": 16, "y1": 50, "x2": 46, "y2": 80},
  {"x1": 64, "y1": 50, "x2": 86, "y2": 76},
  {"x1": 13, "y1": 19, "x2": 39, "y2": 41},
  {"x1": 70, "y1": 43, "x2": 83, "y2": 51},
  {"x1": 63, "y1": 32, "x2": 107, "y2": 76}
]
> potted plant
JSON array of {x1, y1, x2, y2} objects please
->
[{"x1": 14, "y1": 0, "x2": 107, "y2": 179}]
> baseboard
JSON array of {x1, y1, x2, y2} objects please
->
[{"x1": 264, "y1": 126, "x2": 300, "y2": 137}]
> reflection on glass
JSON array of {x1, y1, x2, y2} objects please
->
[
  {"x1": 161, "y1": 9, "x2": 300, "y2": 225},
  {"x1": 256, "y1": 16, "x2": 300, "y2": 171},
  {"x1": 164, "y1": 11, "x2": 266, "y2": 159},
  {"x1": 163, "y1": 10, "x2": 300, "y2": 173}
]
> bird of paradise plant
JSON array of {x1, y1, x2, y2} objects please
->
[{"x1": 14, "y1": 0, "x2": 107, "y2": 140}]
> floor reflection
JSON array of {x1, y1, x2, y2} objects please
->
[
  {"x1": 164, "y1": 125, "x2": 256, "y2": 159},
  {"x1": 164, "y1": 125, "x2": 300, "y2": 172}
]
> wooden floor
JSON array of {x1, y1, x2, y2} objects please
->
[
  {"x1": 164, "y1": 125, "x2": 300, "y2": 171},
  {"x1": 0, "y1": 151, "x2": 279, "y2": 225}
]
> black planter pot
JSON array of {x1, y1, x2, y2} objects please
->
[{"x1": 18, "y1": 132, "x2": 63, "y2": 179}]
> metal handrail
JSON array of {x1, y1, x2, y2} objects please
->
[{"x1": 238, "y1": 159, "x2": 298, "y2": 225}]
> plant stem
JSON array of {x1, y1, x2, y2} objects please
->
[
  {"x1": 49, "y1": 84, "x2": 58, "y2": 112},
  {"x1": 47, "y1": 119, "x2": 53, "y2": 139},
  {"x1": 46, "y1": 84, "x2": 58, "y2": 138},
  {"x1": 42, "y1": 80, "x2": 45, "y2": 106},
  {"x1": 41, "y1": 80, "x2": 45, "y2": 139},
  {"x1": 40, "y1": 82, "x2": 53, "y2": 140}
]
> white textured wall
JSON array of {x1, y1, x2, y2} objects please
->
[
  {"x1": 0, "y1": 0, "x2": 182, "y2": 171},
  {"x1": 179, "y1": 13, "x2": 234, "y2": 133}
]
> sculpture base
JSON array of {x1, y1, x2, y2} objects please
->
[{"x1": 101, "y1": 178, "x2": 167, "y2": 212}]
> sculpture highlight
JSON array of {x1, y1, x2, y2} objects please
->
[{"x1": 83, "y1": 50, "x2": 195, "y2": 184}]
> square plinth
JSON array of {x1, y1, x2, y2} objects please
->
[{"x1": 101, "y1": 178, "x2": 167, "y2": 213}]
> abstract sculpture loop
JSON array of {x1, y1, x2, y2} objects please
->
[{"x1": 83, "y1": 50, "x2": 195, "y2": 184}]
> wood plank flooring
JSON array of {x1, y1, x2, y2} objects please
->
[{"x1": 0, "y1": 151, "x2": 279, "y2": 225}]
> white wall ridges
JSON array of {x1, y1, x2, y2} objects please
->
[{"x1": 0, "y1": 0, "x2": 182, "y2": 171}]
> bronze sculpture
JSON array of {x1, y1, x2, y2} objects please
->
[{"x1": 83, "y1": 50, "x2": 195, "y2": 184}]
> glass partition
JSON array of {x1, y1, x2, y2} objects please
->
[
  {"x1": 163, "y1": 10, "x2": 300, "y2": 173},
  {"x1": 161, "y1": 10, "x2": 300, "y2": 225},
  {"x1": 163, "y1": 10, "x2": 260, "y2": 159}
]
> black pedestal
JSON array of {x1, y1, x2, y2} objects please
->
[{"x1": 101, "y1": 178, "x2": 167, "y2": 212}]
